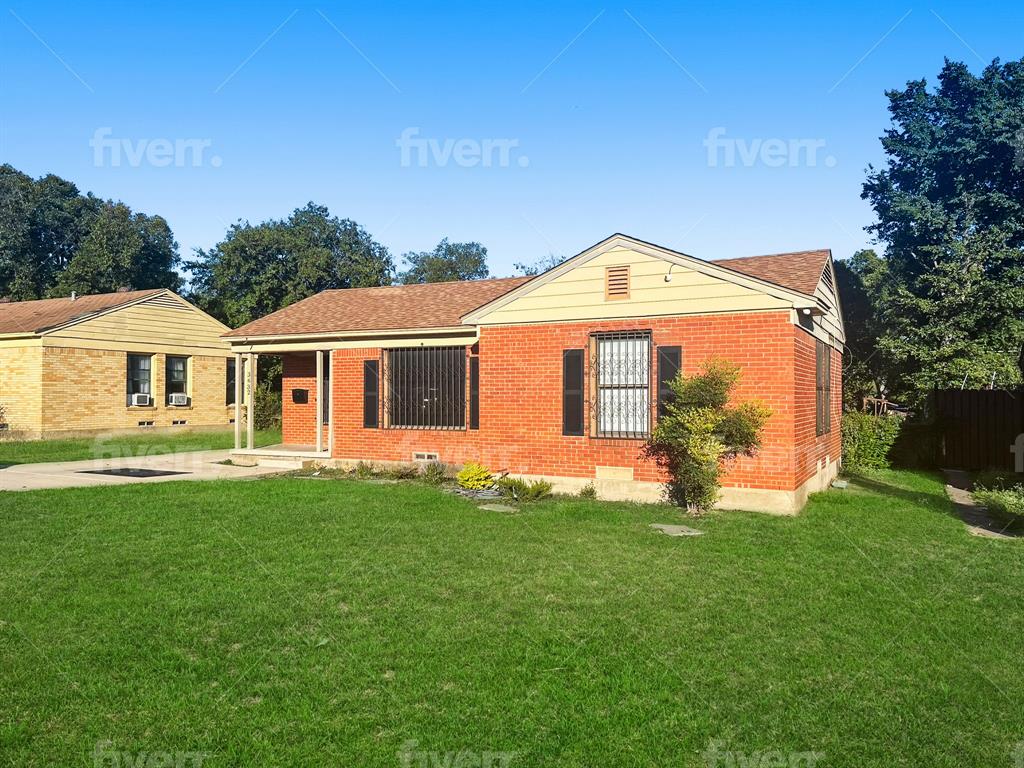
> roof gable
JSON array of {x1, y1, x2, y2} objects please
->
[{"x1": 462, "y1": 234, "x2": 824, "y2": 325}]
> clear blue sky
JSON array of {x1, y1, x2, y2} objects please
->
[{"x1": 2, "y1": 0, "x2": 1021, "y2": 276}]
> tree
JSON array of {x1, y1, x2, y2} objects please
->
[
  {"x1": 862, "y1": 57, "x2": 1024, "y2": 405},
  {"x1": 186, "y1": 203, "x2": 393, "y2": 328},
  {"x1": 513, "y1": 252, "x2": 564, "y2": 276},
  {"x1": 0, "y1": 164, "x2": 176, "y2": 299},
  {"x1": 835, "y1": 249, "x2": 888, "y2": 408},
  {"x1": 55, "y1": 203, "x2": 180, "y2": 295},
  {"x1": 643, "y1": 359, "x2": 770, "y2": 514},
  {"x1": 399, "y1": 239, "x2": 488, "y2": 284}
]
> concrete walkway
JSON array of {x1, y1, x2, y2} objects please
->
[{"x1": 0, "y1": 450, "x2": 282, "y2": 492}]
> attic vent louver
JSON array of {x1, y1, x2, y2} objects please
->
[
  {"x1": 820, "y1": 260, "x2": 835, "y2": 293},
  {"x1": 605, "y1": 265, "x2": 630, "y2": 300}
]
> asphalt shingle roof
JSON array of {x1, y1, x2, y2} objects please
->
[{"x1": 0, "y1": 289, "x2": 164, "y2": 335}]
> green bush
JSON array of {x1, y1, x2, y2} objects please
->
[
  {"x1": 577, "y1": 482, "x2": 597, "y2": 500},
  {"x1": 973, "y1": 469, "x2": 1017, "y2": 491},
  {"x1": 354, "y1": 461, "x2": 377, "y2": 479},
  {"x1": 644, "y1": 358, "x2": 770, "y2": 514},
  {"x1": 456, "y1": 462, "x2": 494, "y2": 490},
  {"x1": 972, "y1": 486, "x2": 1024, "y2": 519},
  {"x1": 842, "y1": 411, "x2": 903, "y2": 470},
  {"x1": 252, "y1": 382, "x2": 282, "y2": 431},
  {"x1": 496, "y1": 476, "x2": 553, "y2": 502},
  {"x1": 387, "y1": 463, "x2": 420, "y2": 480},
  {"x1": 421, "y1": 461, "x2": 450, "y2": 485}
]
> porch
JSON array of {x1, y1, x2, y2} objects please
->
[{"x1": 230, "y1": 349, "x2": 333, "y2": 464}]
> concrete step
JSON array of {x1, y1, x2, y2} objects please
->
[{"x1": 255, "y1": 457, "x2": 314, "y2": 470}]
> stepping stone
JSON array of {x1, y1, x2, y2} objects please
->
[
  {"x1": 831, "y1": 480, "x2": 849, "y2": 489},
  {"x1": 479, "y1": 503, "x2": 516, "y2": 513},
  {"x1": 650, "y1": 523, "x2": 704, "y2": 537}
]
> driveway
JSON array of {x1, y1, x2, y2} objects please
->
[{"x1": 0, "y1": 450, "x2": 281, "y2": 492}]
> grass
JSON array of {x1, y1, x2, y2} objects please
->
[
  {"x1": 0, "y1": 427, "x2": 281, "y2": 466},
  {"x1": 1, "y1": 470, "x2": 1022, "y2": 766}
]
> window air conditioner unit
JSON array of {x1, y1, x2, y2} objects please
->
[
  {"x1": 131, "y1": 393, "x2": 151, "y2": 407},
  {"x1": 168, "y1": 393, "x2": 189, "y2": 407}
]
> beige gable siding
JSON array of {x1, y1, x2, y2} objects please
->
[
  {"x1": 476, "y1": 246, "x2": 793, "y2": 326},
  {"x1": 43, "y1": 293, "x2": 231, "y2": 356},
  {"x1": 812, "y1": 279, "x2": 845, "y2": 346},
  {"x1": 0, "y1": 342, "x2": 44, "y2": 436}
]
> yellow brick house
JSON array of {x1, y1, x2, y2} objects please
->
[{"x1": 0, "y1": 289, "x2": 236, "y2": 439}]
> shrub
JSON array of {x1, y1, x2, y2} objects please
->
[
  {"x1": 456, "y1": 462, "x2": 494, "y2": 490},
  {"x1": 421, "y1": 461, "x2": 450, "y2": 485},
  {"x1": 387, "y1": 463, "x2": 420, "y2": 480},
  {"x1": 353, "y1": 461, "x2": 377, "y2": 479},
  {"x1": 974, "y1": 468, "x2": 1017, "y2": 491},
  {"x1": 577, "y1": 482, "x2": 597, "y2": 500},
  {"x1": 842, "y1": 411, "x2": 903, "y2": 471},
  {"x1": 252, "y1": 382, "x2": 282, "y2": 430},
  {"x1": 972, "y1": 486, "x2": 1024, "y2": 520},
  {"x1": 497, "y1": 476, "x2": 553, "y2": 502},
  {"x1": 644, "y1": 358, "x2": 770, "y2": 514}
]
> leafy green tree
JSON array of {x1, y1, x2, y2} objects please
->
[
  {"x1": 0, "y1": 164, "x2": 176, "y2": 299},
  {"x1": 55, "y1": 203, "x2": 180, "y2": 295},
  {"x1": 399, "y1": 239, "x2": 488, "y2": 284},
  {"x1": 644, "y1": 359, "x2": 770, "y2": 514},
  {"x1": 186, "y1": 203, "x2": 393, "y2": 328},
  {"x1": 513, "y1": 252, "x2": 564, "y2": 276},
  {"x1": 835, "y1": 249, "x2": 888, "y2": 408},
  {"x1": 862, "y1": 58, "x2": 1024, "y2": 405}
]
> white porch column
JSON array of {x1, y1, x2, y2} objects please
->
[
  {"x1": 326, "y1": 350, "x2": 334, "y2": 457},
  {"x1": 233, "y1": 352, "x2": 242, "y2": 450},
  {"x1": 315, "y1": 350, "x2": 323, "y2": 454},
  {"x1": 247, "y1": 352, "x2": 257, "y2": 450}
]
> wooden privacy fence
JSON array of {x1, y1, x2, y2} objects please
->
[{"x1": 933, "y1": 389, "x2": 1024, "y2": 471}]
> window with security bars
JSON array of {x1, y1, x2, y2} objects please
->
[
  {"x1": 385, "y1": 347, "x2": 466, "y2": 429},
  {"x1": 591, "y1": 331, "x2": 651, "y2": 438}
]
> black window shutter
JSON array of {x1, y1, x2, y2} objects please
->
[
  {"x1": 363, "y1": 360, "x2": 379, "y2": 428},
  {"x1": 562, "y1": 349, "x2": 585, "y2": 436},
  {"x1": 823, "y1": 344, "x2": 832, "y2": 434},
  {"x1": 657, "y1": 346, "x2": 681, "y2": 419},
  {"x1": 469, "y1": 357, "x2": 480, "y2": 429}
]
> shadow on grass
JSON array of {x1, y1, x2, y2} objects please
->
[{"x1": 842, "y1": 470, "x2": 952, "y2": 511}]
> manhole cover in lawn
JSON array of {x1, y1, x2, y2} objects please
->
[{"x1": 78, "y1": 468, "x2": 191, "y2": 478}]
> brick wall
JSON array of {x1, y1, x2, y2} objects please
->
[
  {"x1": 281, "y1": 353, "x2": 329, "y2": 447},
  {"x1": 793, "y1": 326, "x2": 843, "y2": 486},
  {"x1": 0, "y1": 345, "x2": 44, "y2": 436},
  {"x1": 39, "y1": 347, "x2": 234, "y2": 435},
  {"x1": 278, "y1": 310, "x2": 842, "y2": 493}
]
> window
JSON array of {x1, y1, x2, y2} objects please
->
[
  {"x1": 126, "y1": 354, "x2": 152, "y2": 405},
  {"x1": 385, "y1": 347, "x2": 466, "y2": 429},
  {"x1": 226, "y1": 358, "x2": 236, "y2": 405},
  {"x1": 166, "y1": 356, "x2": 189, "y2": 404},
  {"x1": 592, "y1": 331, "x2": 651, "y2": 438},
  {"x1": 816, "y1": 340, "x2": 832, "y2": 436}
]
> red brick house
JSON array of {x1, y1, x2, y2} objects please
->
[{"x1": 225, "y1": 234, "x2": 843, "y2": 513}]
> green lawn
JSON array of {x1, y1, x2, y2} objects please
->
[
  {"x1": 0, "y1": 427, "x2": 281, "y2": 466},
  {"x1": 1, "y1": 471, "x2": 1021, "y2": 767}
]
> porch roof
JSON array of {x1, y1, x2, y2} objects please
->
[{"x1": 223, "y1": 277, "x2": 531, "y2": 340}]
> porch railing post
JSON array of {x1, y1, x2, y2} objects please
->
[
  {"x1": 247, "y1": 352, "x2": 257, "y2": 450},
  {"x1": 315, "y1": 350, "x2": 323, "y2": 454},
  {"x1": 233, "y1": 352, "x2": 242, "y2": 450},
  {"x1": 326, "y1": 350, "x2": 334, "y2": 457}
]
